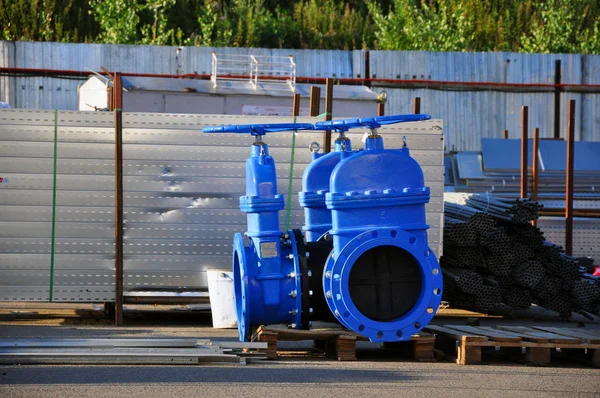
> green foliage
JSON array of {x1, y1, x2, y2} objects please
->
[
  {"x1": 0, "y1": 0, "x2": 599, "y2": 54},
  {"x1": 89, "y1": 0, "x2": 140, "y2": 44},
  {"x1": 520, "y1": 0, "x2": 600, "y2": 54},
  {"x1": 0, "y1": 0, "x2": 98, "y2": 42}
]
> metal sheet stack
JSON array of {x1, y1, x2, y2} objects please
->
[{"x1": 442, "y1": 193, "x2": 600, "y2": 318}]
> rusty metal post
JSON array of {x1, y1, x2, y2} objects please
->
[
  {"x1": 309, "y1": 86, "x2": 321, "y2": 117},
  {"x1": 520, "y1": 106, "x2": 529, "y2": 199},
  {"x1": 413, "y1": 97, "x2": 421, "y2": 114},
  {"x1": 554, "y1": 60, "x2": 561, "y2": 139},
  {"x1": 378, "y1": 103, "x2": 385, "y2": 116},
  {"x1": 565, "y1": 100, "x2": 575, "y2": 255},
  {"x1": 503, "y1": 130, "x2": 508, "y2": 139},
  {"x1": 323, "y1": 78, "x2": 333, "y2": 153},
  {"x1": 532, "y1": 128, "x2": 540, "y2": 202},
  {"x1": 113, "y1": 72, "x2": 124, "y2": 326}
]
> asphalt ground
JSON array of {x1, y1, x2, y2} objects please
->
[{"x1": 0, "y1": 303, "x2": 599, "y2": 398}]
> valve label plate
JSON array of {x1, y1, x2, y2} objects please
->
[{"x1": 260, "y1": 242, "x2": 278, "y2": 258}]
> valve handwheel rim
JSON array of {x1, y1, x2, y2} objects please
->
[{"x1": 323, "y1": 228, "x2": 443, "y2": 341}]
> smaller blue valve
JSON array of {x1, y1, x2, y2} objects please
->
[{"x1": 201, "y1": 121, "x2": 316, "y2": 341}]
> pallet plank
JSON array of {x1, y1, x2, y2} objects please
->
[
  {"x1": 496, "y1": 326, "x2": 581, "y2": 344},
  {"x1": 425, "y1": 325, "x2": 488, "y2": 342},
  {"x1": 444, "y1": 325, "x2": 522, "y2": 342},
  {"x1": 531, "y1": 327, "x2": 600, "y2": 344}
]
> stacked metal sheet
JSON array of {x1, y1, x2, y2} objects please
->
[
  {"x1": 442, "y1": 193, "x2": 600, "y2": 318},
  {"x1": 447, "y1": 139, "x2": 600, "y2": 196},
  {"x1": 0, "y1": 109, "x2": 444, "y2": 302},
  {"x1": 0, "y1": 338, "x2": 267, "y2": 365}
]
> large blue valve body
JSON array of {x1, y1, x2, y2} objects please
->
[
  {"x1": 298, "y1": 137, "x2": 354, "y2": 242},
  {"x1": 322, "y1": 135, "x2": 443, "y2": 342}
]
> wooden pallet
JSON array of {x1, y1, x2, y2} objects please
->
[
  {"x1": 426, "y1": 324, "x2": 600, "y2": 367},
  {"x1": 251, "y1": 324, "x2": 435, "y2": 361}
]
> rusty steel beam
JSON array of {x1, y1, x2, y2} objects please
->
[
  {"x1": 520, "y1": 106, "x2": 529, "y2": 199},
  {"x1": 309, "y1": 86, "x2": 321, "y2": 117},
  {"x1": 113, "y1": 72, "x2": 124, "y2": 326},
  {"x1": 413, "y1": 97, "x2": 421, "y2": 114},
  {"x1": 532, "y1": 127, "x2": 540, "y2": 201},
  {"x1": 323, "y1": 78, "x2": 334, "y2": 153},
  {"x1": 565, "y1": 100, "x2": 575, "y2": 255}
]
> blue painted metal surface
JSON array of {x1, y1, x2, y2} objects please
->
[
  {"x1": 202, "y1": 122, "x2": 313, "y2": 341},
  {"x1": 321, "y1": 115, "x2": 443, "y2": 342},
  {"x1": 298, "y1": 135, "x2": 354, "y2": 242},
  {"x1": 203, "y1": 115, "x2": 442, "y2": 343}
]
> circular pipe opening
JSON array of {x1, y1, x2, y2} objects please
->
[{"x1": 348, "y1": 245, "x2": 422, "y2": 322}]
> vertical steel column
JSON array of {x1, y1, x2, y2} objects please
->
[
  {"x1": 309, "y1": 86, "x2": 321, "y2": 117},
  {"x1": 413, "y1": 97, "x2": 421, "y2": 114},
  {"x1": 532, "y1": 127, "x2": 540, "y2": 202},
  {"x1": 378, "y1": 102, "x2": 385, "y2": 116},
  {"x1": 503, "y1": 130, "x2": 509, "y2": 139},
  {"x1": 554, "y1": 60, "x2": 562, "y2": 139},
  {"x1": 113, "y1": 72, "x2": 124, "y2": 326},
  {"x1": 565, "y1": 100, "x2": 575, "y2": 256},
  {"x1": 323, "y1": 78, "x2": 333, "y2": 153},
  {"x1": 520, "y1": 106, "x2": 529, "y2": 199}
]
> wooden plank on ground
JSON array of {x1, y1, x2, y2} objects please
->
[
  {"x1": 496, "y1": 326, "x2": 581, "y2": 344},
  {"x1": 531, "y1": 327, "x2": 600, "y2": 344},
  {"x1": 444, "y1": 325, "x2": 522, "y2": 342}
]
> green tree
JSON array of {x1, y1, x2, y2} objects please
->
[
  {"x1": 520, "y1": 0, "x2": 600, "y2": 54},
  {"x1": 89, "y1": 0, "x2": 140, "y2": 44}
]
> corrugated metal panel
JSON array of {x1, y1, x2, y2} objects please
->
[
  {"x1": 0, "y1": 41, "x2": 15, "y2": 105},
  {"x1": 0, "y1": 109, "x2": 444, "y2": 301},
  {"x1": 384, "y1": 88, "x2": 507, "y2": 152},
  {"x1": 1, "y1": 42, "x2": 599, "y2": 148}
]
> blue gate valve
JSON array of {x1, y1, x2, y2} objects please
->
[
  {"x1": 202, "y1": 122, "x2": 314, "y2": 341},
  {"x1": 316, "y1": 114, "x2": 444, "y2": 342}
]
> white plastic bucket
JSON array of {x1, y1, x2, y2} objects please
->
[{"x1": 207, "y1": 269, "x2": 237, "y2": 328}]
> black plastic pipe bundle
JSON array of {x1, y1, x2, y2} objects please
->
[{"x1": 442, "y1": 193, "x2": 600, "y2": 318}]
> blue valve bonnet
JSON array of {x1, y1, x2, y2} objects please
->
[{"x1": 298, "y1": 136, "x2": 354, "y2": 242}]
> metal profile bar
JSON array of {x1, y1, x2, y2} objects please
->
[
  {"x1": 113, "y1": 72, "x2": 124, "y2": 326},
  {"x1": 0, "y1": 338, "x2": 199, "y2": 348},
  {"x1": 532, "y1": 127, "x2": 540, "y2": 202},
  {"x1": 520, "y1": 106, "x2": 529, "y2": 199},
  {"x1": 554, "y1": 60, "x2": 562, "y2": 139},
  {"x1": 323, "y1": 78, "x2": 333, "y2": 153},
  {"x1": 565, "y1": 100, "x2": 575, "y2": 255},
  {"x1": 413, "y1": 97, "x2": 421, "y2": 114},
  {"x1": 309, "y1": 86, "x2": 321, "y2": 116}
]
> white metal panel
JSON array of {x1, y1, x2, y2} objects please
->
[{"x1": 0, "y1": 109, "x2": 444, "y2": 301}]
